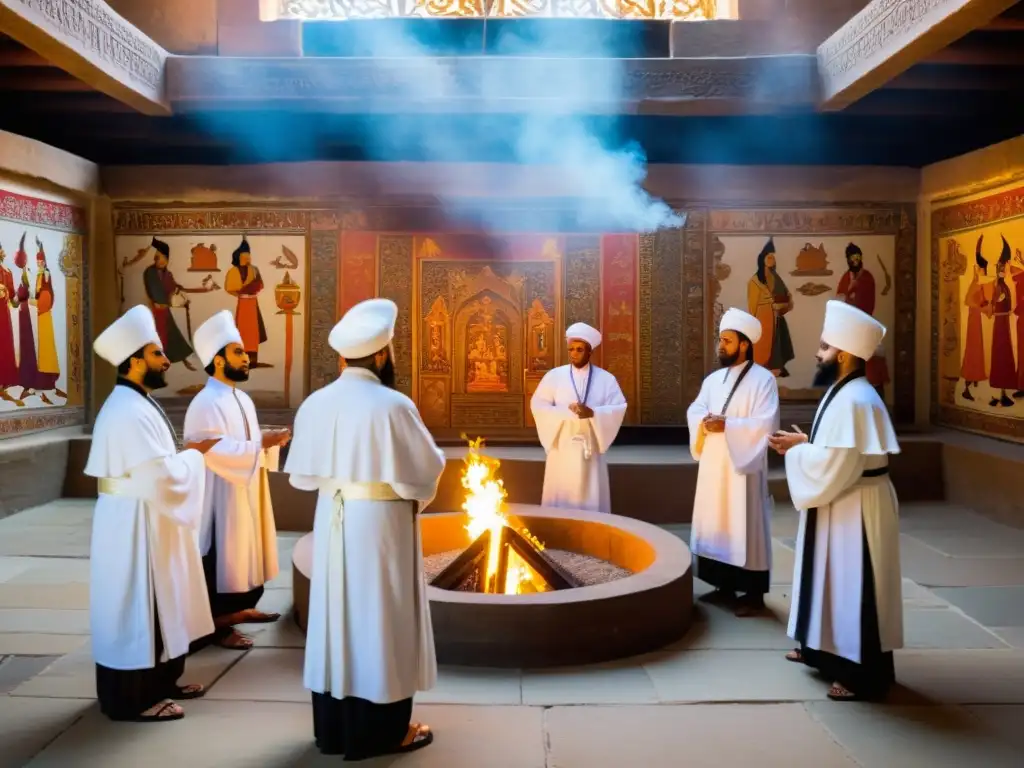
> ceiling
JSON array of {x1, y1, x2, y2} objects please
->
[{"x1": 0, "y1": 5, "x2": 1021, "y2": 168}]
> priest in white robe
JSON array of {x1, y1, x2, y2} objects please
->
[
  {"x1": 687, "y1": 308, "x2": 779, "y2": 616},
  {"x1": 85, "y1": 305, "x2": 221, "y2": 723},
  {"x1": 284, "y1": 298, "x2": 444, "y2": 759},
  {"x1": 184, "y1": 310, "x2": 290, "y2": 652},
  {"x1": 769, "y1": 300, "x2": 903, "y2": 702},
  {"x1": 530, "y1": 322, "x2": 627, "y2": 514}
]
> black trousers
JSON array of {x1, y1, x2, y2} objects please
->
[
  {"x1": 189, "y1": 525, "x2": 265, "y2": 654},
  {"x1": 312, "y1": 692, "x2": 414, "y2": 757},
  {"x1": 794, "y1": 514, "x2": 896, "y2": 699},
  {"x1": 696, "y1": 555, "x2": 770, "y2": 595},
  {"x1": 95, "y1": 606, "x2": 186, "y2": 720}
]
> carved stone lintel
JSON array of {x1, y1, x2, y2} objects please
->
[{"x1": 166, "y1": 55, "x2": 817, "y2": 110}]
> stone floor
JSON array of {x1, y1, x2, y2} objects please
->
[{"x1": 1, "y1": 499, "x2": 1024, "y2": 767}]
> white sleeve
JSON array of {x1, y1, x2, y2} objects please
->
[
  {"x1": 784, "y1": 443, "x2": 867, "y2": 511},
  {"x1": 183, "y1": 399, "x2": 261, "y2": 485},
  {"x1": 131, "y1": 449, "x2": 208, "y2": 528},
  {"x1": 589, "y1": 374, "x2": 627, "y2": 455},
  {"x1": 685, "y1": 379, "x2": 712, "y2": 461},
  {"x1": 530, "y1": 370, "x2": 573, "y2": 453},
  {"x1": 723, "y1": 377, "x2": 780, "y2": 475}
]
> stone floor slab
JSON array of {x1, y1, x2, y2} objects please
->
[
  {"x1": 6, "y1": 559, "x2": 91, "y2": 585},
  {"x1": 0, "y1": 696, "x2": 93, "y2": 768},
  {"x1": 963, "y1": 704, "x2": 1024, "y2": 752},
  {"x1": 0, "y1": 557, "x2": 33, "y2": 583},
  {"x1": 903, "y1": 608, "x2": 1009, "y2": 649},
  {"x1": 0, "y1": 633, "x2": 87, "y2": 655},
  {"x1": 521, "y1": 661, "x2": 657, "y2": 705},
  {"x1": 642, "y1": 649, "x2": 829, "y2": 702},
  {"x1": 546, "y1": 704, "x2": 856, "y2": 767},
  {"x1": 204, "y1": 648, "x2": 305, "y2": 702},
  {"x1": 0, "y1": 526, "x2": 91, "y2": 558},
  {"x1": 908, "y1": 530, "x2": 1024, "y2": 559},
  {"x1": 806, "y1": 702, "x2": 1022, "y2": 768},
  {"x1": 418, "y1": 666, "x2": 522, "y2": 705},
  {"x1": 990, "y1": 626, "x2": 1024, "y2": 648},
  {"x1": 901, "y1": 578, "x2": 949, "y2": 609},
  {"x1": 0, "y1": 608, "x2": 89, "y2": 634},
  {"x1": 0, "y1": 654, "x2": 59, "y2": 693},
  {"x1": 676, "y1": 602, "x2": 793, "y2": 651},
  {"x1": 932, "y1": 586, "x2": 1024, "y2": 627},
  {"x1": 893, "y1": 649, "x2": 1024, "y2": 704},
  {"x1": 899, "y1": 536, "x2": 1024, "y2": 587},
  {"x1": 0, "y1": 582, "x2": 90, "y2": 609}
]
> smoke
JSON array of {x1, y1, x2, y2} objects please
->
[{"x1": 195, "y1": 19, "x2": 684, "y2": 233}]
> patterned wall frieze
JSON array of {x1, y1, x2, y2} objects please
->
[
  {"x1": 113, "y1": 208, "x2": 309, "y2": 234},
  {"x1": 378, "y1": 235, "x2": 415, "y2": 397},
  {"x1": 308, "y1": 226, "x2": 340, "y2": 393},
  {"x1": 562, "y1": 234, "x2": 601, "y2": 331},
  {"x1": 0, "y1": 190, "x2": 87, "y2": 233},
  {"x1": 639, "y1": 225, "x2": 687, "y2": 425}
]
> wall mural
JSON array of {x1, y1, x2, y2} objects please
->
[
  {"x1": 109, "y1": 202, "x2": 916, "y2": 439},
  {"x1": 707, "y1": 207, "x2": 916, "y2": 423},
  {"x1": 0, "y1": 188, "x2": 87, "y2": 437},
  {"x1": 933, "y1": 183, "x2": 1024, "y2": 441},
  {"x1": 113, "y1": 210, "x2": 310, "y2": 411}
]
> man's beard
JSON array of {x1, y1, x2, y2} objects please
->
[
  {"x1": 375, "y1": 355, "x2": 396, "y2": 390},
  {"x1": 847, "y1": 261, "x2": 862, "y2": 274},
  {"x1": 812, "y1": 358, "x2": 839, "y2": 388},
  {"x1": 718, "y1": 350, "x2": 740, "y2": 368},
  {"x1": 143, "y1": 366, "x2": 168, "y2": 390},
  {"x1": 223, "y1": 362, "x2": 249, "y2": 382}
]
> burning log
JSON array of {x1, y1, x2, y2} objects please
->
[{"x1": 429, "y1": 435, "x2": 583, "y2": 594}]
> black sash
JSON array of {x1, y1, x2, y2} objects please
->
[
  {"x1": 793, "y1": 370, "x2": 864, "y2": 647},
  {"x1": 718, "y1": 360, "x2": 754, "y2": 416}
]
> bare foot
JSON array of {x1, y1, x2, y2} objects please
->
[
  {"x1": 217, "y1": 629, "x2": 254, "y2": 650},
  {"x1": 136, "y1": 699, "x2": 184, "y2": 722},
  {"x1": 827, "y1": 682, "x2": 858, "y2": 701}
]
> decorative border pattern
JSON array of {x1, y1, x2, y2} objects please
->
[
  {"x1": 0, "y1": 190, "x2": 86, "y2": 233},
  {"x1": 562, "y1": 234, "x2": 601, "y2": 332},
  {"x1": 0, "y1": 406, "x2": 86, "y2": 437},
  {"x1": 682, "y1": 208, "x2": 706, "y2": 407},
  {"x1": 639, "y1": 226, "x2": 687, "y2": 425},
  {"x1": 308, "y1": 220, "x2": 339, "y2": 393},
  {"x1": 706, "y1": 205, "x2": 916, "y2": 425},
  {"x1": 930, "y1": 183, "x2": 1024, "y2": 441},
  {"x1": 113, "y1": 209, "x2": 308, "y2": 233},
  {"x1": 601, "y1": 234, "x2": 638, "y2": 424},
  {"x1": 378, "y1": 235, "x2": 414, "y2": 397}
]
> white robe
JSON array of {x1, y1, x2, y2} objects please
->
[
  {"x1": 786, "y1": 375, "x2": 903, "y2": 663},
  {"x1": 84, "y1": 384, "x2": 215, "y2": 670},
  {"x1": 284, "y1": 366, "x2": 446, "y2": 704},
  {"x1": 530, "y1": 363, "x2": 627, "y2": 514},
  {"x1": 687, "y1": 362, "x2": 779, "y2": 572},
  {"x1": 183, "y1": 377, "x2": 280, "y2": 594}
]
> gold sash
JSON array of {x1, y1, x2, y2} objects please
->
[
  {"x1": 98, "y1": 477, "x2": 133, "y2": 496},
  {"x1": 335, "y1": 481, "x2": 402, "y2": 502}
]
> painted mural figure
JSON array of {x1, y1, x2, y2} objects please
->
[
  {"x1": 1013, "y1": 247, "x2": 1024, "y2": 398},
  {"x1": 960, "y1": 236, "x2": 991, "y2": 401},
  {"x1": 33, "y1": 237, "x2": 64, "y2": 401},
  {"x1": 835, "y1": 242, "x2": 890, "y2": 397},
  {"x1": 14, "y1": 234, "x2": 42, "y2": 401},
  {"x1": 142, "y1": 237, "x2": 198, "y2": 371},
  {"x1": 987, "y1": 236, "x2": 1017, "y2": 408},
  {"x1": 224, "y1": 236, "x2": 270, "y2": 369},
  {"x1": 0, "y1": 243, "x2": 18, "y2": 403},
  {"x1": 746, "y1": 237, "x2": 795, "y2": 377}
]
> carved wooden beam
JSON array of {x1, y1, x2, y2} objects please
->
[
  {"x1": 0, "y1": 0, "x2": 169, "y2": 115},
  {"x1": 166, "y1": 54, "x2": 818, "y2": 114},
  {"x1": 817, "y1": 0, "x2": 1021, "y2": 110}
]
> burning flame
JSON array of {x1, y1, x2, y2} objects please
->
[{"x1": 460, "y1": 435, "x2": 541, "y2": 595}]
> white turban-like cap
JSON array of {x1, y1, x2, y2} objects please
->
[
  {"x1": 719, "y1": 307, "x2": 762, "y2": 345},
  {"x1": 193, "y1": 310, "x2": 243, "y2": 368},
  {"x1": 821, "y1": 299, "x2": 887, "y2": 361},
  {"x1": 94, "y1": 305, "x2": 162, "y2": 367},
  {"x1": 329, "y1": 298, "x2": 398, "y2": 359},
  {"x1": 565, "y1": 322, "x2": 601, "y2": 350}
]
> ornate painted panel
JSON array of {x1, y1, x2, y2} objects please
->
[
  {"x1": 932, "y1": 183, "x2": 1024, "y2": 441},
  {"x1": 0, "y1": 188, "x2": 88, "y2": 437},
  {"x1": 707, "y1": 205, "x2": 917, "y2": 425},
  {"x1": 113, "y1": 208, "x2": 311, "y2": 412}
]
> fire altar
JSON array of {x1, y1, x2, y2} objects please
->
[{"x1": 290, "y1": 439, "x2": 694, "y2": 667}]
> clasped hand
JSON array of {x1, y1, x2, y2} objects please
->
[
  {"x1": 767, "y1": 430, "x2": 808, "y2": 455},
  {"x1": 702, "y1": 414, "x2": 726, "y2": 433},
  {"x1": 262, "y1": 427, "x2": 292, "y2": 449},
  {"x1": 569, "y1": 402, "x2": 594, "y2": 419}
]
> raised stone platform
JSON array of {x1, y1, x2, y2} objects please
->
[{"x1": 292, "y1": 504, "x2": 694, "y2": 668}]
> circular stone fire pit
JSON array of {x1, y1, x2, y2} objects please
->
[{"x1": 291, "y1": 503, "x2": 693, "y2": 668}]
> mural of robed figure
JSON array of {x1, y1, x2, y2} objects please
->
[
  {"x1": 987, "y1": 236, "x2": 1017, "y2": 408},
  {"x1": 835, "y1": 243, "x2": 890, "y2": 398},
  {"x1": 0, "y1": 243, "x2": 17, "y2": 402},
  {"x1": 33, "y1": 237, "x2": 63, "y2": 400},
  {"x1": 224, "y1": 236, "x2": 270, "y2": 369},
  {"x1": 959, "y1": 235, "x2": 990, "y2": 402},
  {"x1": 746, "y1": 237, "x2": 795, "y2": 377},
  {"x1": 143, "y1": 237, "x2": 198, "y2": 371}
]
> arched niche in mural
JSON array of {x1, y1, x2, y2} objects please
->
[{"x1": 451, "y1": 266, "x2": 524, "y2": 396}]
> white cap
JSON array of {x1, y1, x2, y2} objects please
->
[
  {"x1": 821, "y1": 300, "x2": 886, "y2": 361},
  {"x1": 94, "y1": 305, "x2": 162, "y2": 366},
  {"x1": 719, "y1": 307, "x2": 762, "y2": 345},
  {"x1": 329, "y1": 298, "x2": 398, "y2": 359},
  {"x1": 565, "y1": 322, "x2": 601, "y2": 350},
  {"x1": 193, "y1": 310, "x2": 243, "y2": 368}
]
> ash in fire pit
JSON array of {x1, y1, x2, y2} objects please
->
[{"x1": 428, "y1": 436, "x2": 633, "y2": 595}]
